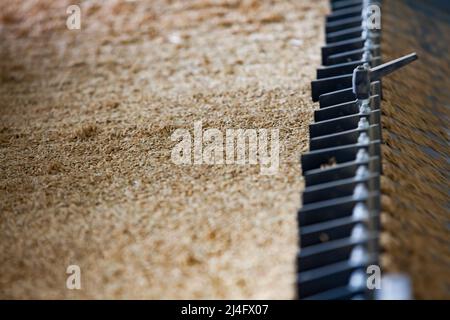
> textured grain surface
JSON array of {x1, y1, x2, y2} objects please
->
[
  {"x1": 380, "y1": 0, "x2": 450, "y2": 299},
  {"x1": 0, "y1": 0, "x2": 327, "y2": 299}
]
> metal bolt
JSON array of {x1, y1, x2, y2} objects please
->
[
  {"x1": 351, "y1": 224, "x2": 368, "y2": 240},
  {"x1": 356, "y1": 148, "x2": 370, "y2": 161},
  {"x1": 357, "y1": 132, "x2": 370, "y2": 145},
  {"x1": 357, "y1": 117, "x2": 370, "y2": 129},
  {"x1": 352, "y1": 202, "x2": 369, "y2": 219},
  {"x1": 353, "y1": 183, "x2": 369, "y2": 200},
  {"x1": 356, "y1": 165, "x2": 370, "y2": 179},
  {"x1": 359, "y1": 101, "x2": 371, "y2": 114}
]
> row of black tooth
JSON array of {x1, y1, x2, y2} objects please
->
[{"x1": 297, "y1": 0, "x2": 383, "y2": 300}]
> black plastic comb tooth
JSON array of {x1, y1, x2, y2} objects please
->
[
  {"x1": 326, "y1": 26, "x2": 379, "y2": 44},
  {"x1": 321, "y1": 37, "x2": 366, "y2": 64},
  {"x1": 309, "y1": 125, "x2": 380, "y2": 150},
  {"x1": 300, "y1": 211, "x2": 379, "y2": 247},
  {"x1": 301, "y1": 143, "x2": 381, "y2": 175},
  {"x1": 299, "y1": 193, "x2": 380, "y2": 226},
  {"x1": 325, "y1": 45, "x2": 380, "y2": 66},
  {"x1": 298, "y1": 231, "x2": 379, "y2": 272},
  {"x1": 326, "y1": 15, "x2": 365, "y2": 33},
  {"x1": 303, "y1": 155, "x2": 380, "y2": 187},
  {"x1": 298, "y1": 264, "x2": 372, "y2": 298},
  {"x1": 312, "y1": 74, "x2": 353, "y2": 100},
  {"x1": 326, "y1": 6, "x2": 364, "y2": 23},
  {"x1": 318, "y1": 81, "x2": 381, "y2": 107},
  {"x1": 317, "y1": 57, "x2": 381, "y2": 79},
  {"x1": 331, "y1": 0, "x2": 364, "y2": 11},
  {"x1": 308, "y1": 111, "x2": 380, "y2": 138},
  {"x1": 302, "y1": 174, "x2": 380, "y2": 205},
  {"x1": 316, "y1": 93, "x2": 379, "y2": 115}
]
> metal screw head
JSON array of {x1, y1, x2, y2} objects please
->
[
  {"x1": 362, "y1": 50, "x2": 372, "y2": 62},
  {"x1": 358, "y1": 132, "x2": 370, "y2": 145},
  {"x1": 350, "y1": 245, "x2": 369, "y2": 265},
  {"x1": 357, "y1": 117, "x2": 370, "y2": 129},
  {"x1": 364, "y1": 39, "x2": 374, "y2": 50},
  {"x1": 352, "y1": 202, "x2": 369, "y2": 219},
  {"x1": 356, "y1": 148, "x2": 370, "y2": 162},
  {"x1": 356, "y1": 165, "x2": 370, "y2": 179},
  {"x1": 359, "y1": 102, "x2": 371, "y2": 115},
  {"x1": 353, "y1": 183, "x2": 369, "y2": 200}
]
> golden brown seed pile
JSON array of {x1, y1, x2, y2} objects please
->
[{"x1": 0, "y1": 0, "x2": 327, "y2": 299}]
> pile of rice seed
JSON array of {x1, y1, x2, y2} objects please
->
[{"x1": 0, "y1": 0, "x2": 327, "y2": 299}]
